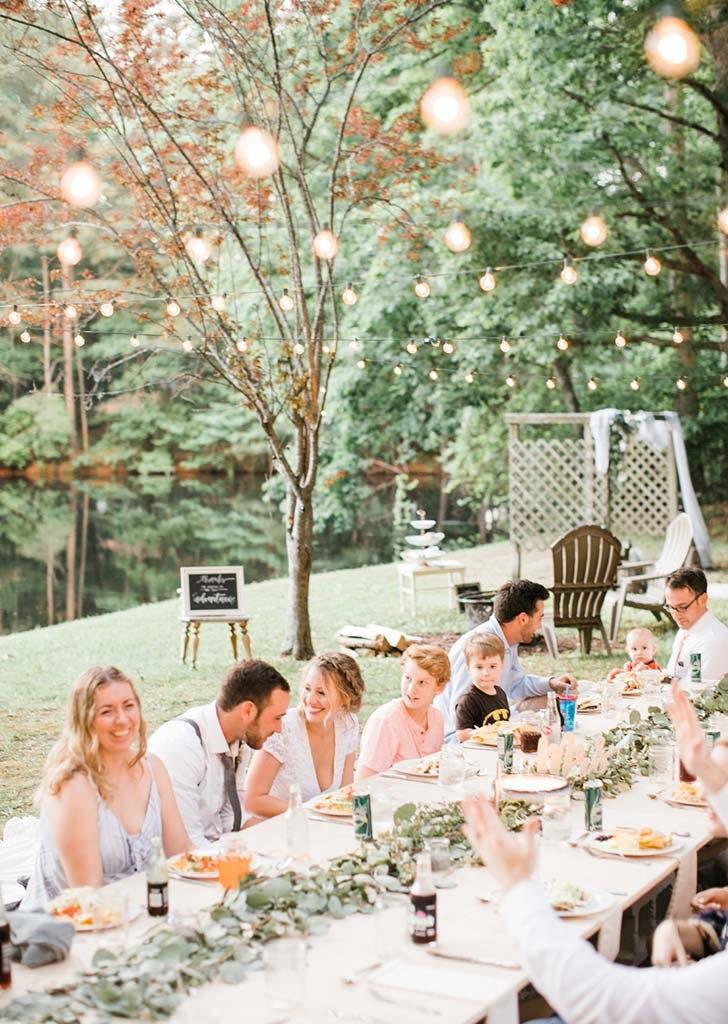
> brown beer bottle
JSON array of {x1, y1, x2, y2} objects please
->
[
  {"x1": 409, "y1": 851, "x2": 437, "y2": 944},
  {"x1": 0, "y1": 901, "x2": 11, "y2": 989},
  {"x1": 146, "y1": 836, "x2": 169, "y2": 917}
]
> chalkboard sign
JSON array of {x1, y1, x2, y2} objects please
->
[{"x1": 180, "y1": 566, "x2": 245, "y2": 618}]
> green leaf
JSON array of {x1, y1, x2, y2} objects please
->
[{"x1": 393, "y1": 802, "x2": 416, "y2": 826}]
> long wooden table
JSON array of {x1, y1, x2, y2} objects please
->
[{"x1": 2, "y1": 701, "x2": 715, "y2": 1024}]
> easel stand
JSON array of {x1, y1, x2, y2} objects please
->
[{"x1": 180, "y1": 617, "x2": 253, "y2": 669}]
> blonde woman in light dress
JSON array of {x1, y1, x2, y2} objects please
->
[
  {"x1": 21, "y1": 666, "x2": 189, "y2": 910},
  {"x1": 244, "y1": 652, "x2": 365, "y2": 818}
]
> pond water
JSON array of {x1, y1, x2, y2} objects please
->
[{"x1": 0, "y1": 476, "x2": 480, "y2": 635}]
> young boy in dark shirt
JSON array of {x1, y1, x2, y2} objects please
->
[{"x1": 455, "y1": 633, "x2": 509, "y2": 742}]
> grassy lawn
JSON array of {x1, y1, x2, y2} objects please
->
[{"x1": 2, "y1": 539, "x2": 727, "y2": 827}]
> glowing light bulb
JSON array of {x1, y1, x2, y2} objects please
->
[
  {"x1": 587, "y1": 377, "x2": 598, "y2": 391},
  {"x1": 414, "y1": 276, "x2": 431, "y2": 299},
  {"x1": 506, "y1": 374, "x2": 516, "y2": 388},
  {"x1": 73, "y1": 333, "x2": 84, "y2": 347},
  {"x1": 406, "y1": 340, "x2": 418, "y2": 355},
  {"x1": 57, "y1": 234, "x2": 82, "y2": 266},
  {"x1": 723, "y1": 374, "x2": 728, "y2": 388},
  {"x1": 672, "y1": 327, "x2": 684, "y2": 344},
  {"x1": 60, "y1": 160, "x2": 102, "y2": 208},
  {"x1": 393, "y1": 364, "x2": 403, "y2": 376},
  {"x1": 130, "y1": 334, "x2": 140, "y2": 348},
  {"x1": 313, "y1": 228, "x2": 339, "y2": 261},
  {"x1": 676, "y1": 376, "x2": 688, "y2": 391},
  {"x1": 429, "y1": 369, "x2": 439, "y2": 381},
  {"x1": 557, "y1": 334, "x2": 570, "y2": 351},
  {"x1": 64, "y1": 304, "x2": 77, "y2": 320},
  {"x1": 546, "y1": 376, "x2": 556, "y2": 390},
  {"x1": 185, "y1": 232, "x2": 211, "y2": 263},
  {"x1": 279, "y1": 288, "x2": 294, "y2": 312},
  {"x1": 211, "y1": 294, "x2": 226, "y2": 312},
  {"x1": 442, "y1": 341, "x2": 454, "y2": 354},
  {"x1": 580, "y1": 214, "x2": 608, "y2": 247},
  {"x1": 182, "y1": 339, "x2": 194, "y2": 353},
  {"x1": 100, "y1": 301, "x2": 114, "y2": 317},
  {"x1": 465, "y1": 371, "x2": 475, "y2": 384},
  {"x1": 356, "y1": 358, "x2": 366, "y2": 369},
  {"x1": 645, "y1": 14, "x2": 701, "y2": 79},
  {"x1": 8, "y1": 306, "x2": 21, "y2": 325},
  {"x1": 293, "y1": 342, "x2": 305, "y2": 355},
  {"x1": 348, "y1": 338, "x2": 361, "y2": 352},
  {"x1": 444, "y1": 217, "x2": 472, "y2": 253},
  {"x1": 615, "y1": 330, "x2": 627, "y2": 348},
  {"x1": 499, "y1": 337, "x2": 511, "y2": 354},
  {"x1": 718, "y1": 207, "x2": 728, "y2": 235},
  {"x1": 420, "y1": 77, "x2": 470, "y2": 134},
  {"x1": 630, "y1": 377, "x2": 641, "y2": 391},
  {"x1": 322, "y1": 343, "x2": 331, "y2": 354},
  {"x1": 236, "y1": 339, "x2": 248, "y2": 353},
  {"x1": 560, "y1": 258, "x2": 578, "y2": 284},
  {"x1": 20, "y1": 330, "x2": 30, "y2": 343},
  {"x1": 233, "y1": 126, "x2": 280, "y2": 179},
  {"x1": 166, "y1": 298, "x2": 181, "y2": 317},
  {"x1": 342, "y1": 283, "x2": 358, "y2": 306},
  {"x1": 643, "y1": 251, "x2": 662, "y2": 276},
  {"x1": 479, "y1": 267, "x2": 496, "y2": 292}
]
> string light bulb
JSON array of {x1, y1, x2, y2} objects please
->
[
  {"x1": 64, "y1": 304, "x2": 77, "y2": 320},
  {"x1": 211, "y1": 294, "x2": 227, "y2": 312},
  {"x1": 348, "y1": 338, "x2": 361, "y2": 352},
  {"x1": 672, "y1": 327, "x2": 684, "y2": 344},
  {"x1": 643, "y1": 250, "x2": 662, "y2": 276},
  {"x1": 560, "y1": 258, "x2": 578, "y2": 284},
  {"x1": 644, "y1": 13, "x2": 701, "y2": 80},
  {"x1": 429, "y1": 369, "x2": 439, "y2": 381},
  {"x1": 615, "y1": 330, "x2": 627, "y2": 348},
  {"x1": 182, "y1": 339, "x2": 194, "y2": 352},
  {"x1": 479, "y1": 267, "x2": 496, "y2": 292},
  {"x1": 100, "y1": 300, "x2": 114, "y2": 317},
  {"x1": 465, "y1": 371, "x2": 475, "y2": 384},
  {"x1": 20, "y1": 330, "x2": 31, "y2": 343},
  {"x1": 420, "y1": 76, "x2": 470, "y2": 134},
  {"x1": 557, "y1": 334, "x2": 570, "y2": 351},
  {"x1": 393, "y1": 364, "x2": 403, "y2": 376},
  {"x1": 8, "y1": 306, "x2": 21, "y2": 325},
  {"x1": 499, "y1": 336, "x2": 511, "y2": 354},
  {"x1": 60, "y1": 159, "x2": 102, "y2": 208},
  {"x1": 630, "y1": 377, "x2": 641, "y2": 391},
  {"x1": 723, "y1": 374, "x2": 728, "y2": 389},
  {"x1": 279, "y1": 288, "x2": 294, "y2": 312},
  {"x1": 444, "y1": 216, "x2": 472, "y2": 253},
  {"x1": 580, "y1": 214, "x2": 608, "y2": 247},
  {"x1": 73, "y1": 333, "x2": 85, "y2": 347},
  {"x1": 313, "y1": 227, "x2": 339, "y2": 261},
  {"x1": 293, "y1": 342, "x2": 305, "y2": 355},
  {"x1": 57, "y1": 231, "x2": 82, "y2": 266},
  {"x1": 233, "y1": 126, "x2": 280, "y2": 179},
  {"x1": 236, "y1": 338, "x2": 248, "y2": 353},
  {"x1": 342, "y1": 283, "x2": 358, "y2": 306},
  {"x1": 587, "y1": 376, "x2": 598, "y2": 391},
  {"x1": 406, "y1": 340, "x2": 418, "y2": 355},
  {"x1": 166, "y1": 298, "x2": 181, "y2": 317},
  {"x1": 356, "y1": 358, "x2": 366, "y2": 369},
  {"x1": 442, "y1": 341, "x2": 454, "y2": 354},
  {"x1": 718, "y1": 207, "x2": 728, "y2": 235},
  {"x1": 414, "y1": 276, "x2": 431, "y2": 299},
  {"x1": 676, "y1": 376, "x2": 688, "y2": 391},
  {"x1": 130, "y1": 334, "x2": 140, "y2": 348},
  {"x1": 506, "y1": 374, "x2": 516, "y2": 388},
  {"x1": 546, "y1": 376, "x2": 557, "y2": 390},
  {"x1": 185, "y1": 231, "x2": 211, "y2": 264}
]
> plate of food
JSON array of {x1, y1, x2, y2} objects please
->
[
  {"x1": 47, "y1": 887, "x2": 139, "y2": 931},
  {"x1": 311, "y1": 784, "x2": 353, "y2": 817},
  {"x1": 661, "y1": 781, "x2": 708, "y2": 809},
  {"x1": 587, "y1": 827, "x2": 681, "y2": 857},
  {"x1": 393, "y1": 757, "x2": 441, "y2": 779},
  {"x1": 615, "y1": 671, "x2": 643, "y2": 697},
  {"x1": 576, "y1": 694, "x2": 602, "y2": 715},
  {"x1": 544, "y1": 880, "x2": 615, "y2": 918},
  {"x1": 169, "y1": 850, "x2": 221, "y2": 880},
  {"x1": 465, "y1": 722, "x2": 523, "y2": 749}
]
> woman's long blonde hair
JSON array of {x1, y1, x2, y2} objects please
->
[{"x1": 40, "y1": 666, "x2": 147, "y2": 803}]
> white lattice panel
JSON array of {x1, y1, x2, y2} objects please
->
[{"x1": 609, "y1": 437, "x2": 677, "y2": 538}]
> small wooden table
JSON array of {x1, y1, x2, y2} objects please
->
[
  {"x1": 397, "y1": 559, "x2": 466, "y2": 615},
  {"x1": 180, "y1": 617, "x2": 252, "y2": 669}
]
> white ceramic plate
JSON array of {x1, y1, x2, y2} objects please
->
[
  {"x1": 551, "y1": 887, "x2": 615, "y2": 918},
  {"x1": 586, "y1": 833, "x2": 684, "y2": 858},
  {"x1": 168, "y1": 850, "x2": 221, "y2": 880},
  {"x1": 309, "y1": 800, "x2": 352, "y2": 818},
  {"x1": 659, "y1": 787, "x2": 708, "y2": 809}
]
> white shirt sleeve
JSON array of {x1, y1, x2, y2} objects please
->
[
  {"x1": 341, "y1": 714, "x2": 360, "y2": 757},
  {"x1": 501, "y1": 880, "x2": 728, "y2": 1024},
  {"x1": 148, "y1": 721, "x2": 209, "y2": 848},
  {"x1": 708, "y1": 782, "x2": 728, "y2": 832},
  {"x1": 263, "y1": 725, "x2": 287, "y2": 765}
]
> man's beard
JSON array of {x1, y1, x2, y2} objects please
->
[{"x1": 244, "y1": 718, "x2": 265, "y2": 749}]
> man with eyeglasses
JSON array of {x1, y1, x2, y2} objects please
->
[{"x1": 665, "y1": 568, "x2": 728, "y2": 686}]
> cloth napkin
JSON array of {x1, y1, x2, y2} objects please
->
[{"x1": 8, "y1": 910, "x2": 75, "y2": 968}]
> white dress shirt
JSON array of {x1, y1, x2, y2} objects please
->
[
  {"x1": 434, "y1": 615, "x2": 550, "y2": 736},
  {"x1": 499, "y1": 782, "x2": 728, "y2": 1024},
  {"x1": 148, "y1": 702, "x2": 250, "y2": 847},
  {"x1": 667, "y1": 610, "x2": 728, "y2": 685}
]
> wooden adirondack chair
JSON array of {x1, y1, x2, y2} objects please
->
[
  {"x1": 550, "y1": 524, "x2": 623, "y2": 655},
  {"x1": 608, "y1": 512, "x2": 693, "y2": 644}
]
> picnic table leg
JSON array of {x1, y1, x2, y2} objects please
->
[
  {"x1": 239, "y1": 621, "x2": 253, "y2": 660},
  {"x1": 229, "y1": 622, "x2": 239, "y2": 661},
  {"x1": 191, "y1": 621, "x2": 201, "y2": 669},
  {"x1": 180, "y1": 622, "x2": 191, "y2": 663}
]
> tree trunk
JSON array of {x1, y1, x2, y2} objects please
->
[
  {"x1": 76, "y1": 349, "x2": 89, "y2": 452},
  {"x1": 65, "y1": 489, "x2": 77, "y2": 622},
  {"x1": 281, "y1": 479, "x2": 315, "y2": 659},
  {"x1": 41, "y1": 256, "x2": 52, "y2": 394},
  {"x1": 553, "y1": 357, "x2": 580, "y2": 412},
  {"x1": 60, "y1": 265, "x2": 79, "y2": 454}
]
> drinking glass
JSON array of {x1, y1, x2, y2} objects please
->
[
  {"x1": 541, "y1": 789, "x2": 571, "y2": 842},
  {"x1": 439, "y1": 744, "x2": 466, "y2": 787},
  {"x1": 558, "y1": 692, "x2": 577, "y2": 733},
  {"x1": 218, "y1": 840, "x2": 252, "y2": 891},
  {"x1": 649, "y1": 733, "x2": 674, "y2": 786},
  {"x1": 424, "y1": 837, "x2": 456, "y2": 888},
  {"x1": 263, "y1": 936, "x2": 307, "y2": 1012},
  {"x1": 370, "y1": 791, "x2": 392, "y2": 835}
]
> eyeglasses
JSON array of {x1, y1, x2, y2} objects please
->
[{"x1": 663, "y1": 594, "x2": 702, "y2": 615}]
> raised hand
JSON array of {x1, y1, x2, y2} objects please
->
[
  {"x1": 462, "y1": 794, "x2": 539, "y2": 891},
  {"x1": 667, "y1": 681, "x2": 727, "y2": 794}
]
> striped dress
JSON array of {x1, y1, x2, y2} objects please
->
[{"x1": 20, "y1": 760, "x2": 161, "y2": 911}]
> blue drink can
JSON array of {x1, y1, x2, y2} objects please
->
[{"x1": 558, "y1": 692, "x2": 577, "y2": 733}]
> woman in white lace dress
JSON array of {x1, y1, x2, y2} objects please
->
[{"x1": 245, "y1": 652, "x2": 364, "y2": 818}]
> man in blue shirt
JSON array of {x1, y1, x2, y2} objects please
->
[{"x1": 434, "y1": 579, "x2": 576, "y2": 738}]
